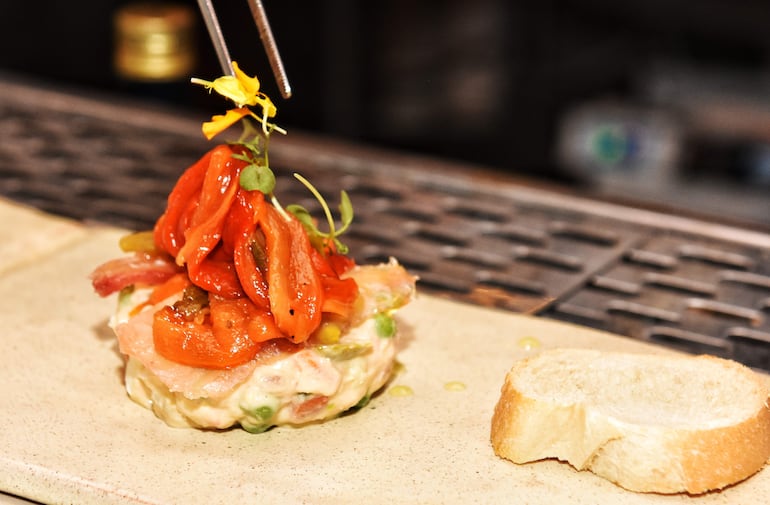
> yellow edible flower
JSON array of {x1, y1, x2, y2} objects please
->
[{"x1": 192, "y1": 61, "x2": 284, "y2": 139}]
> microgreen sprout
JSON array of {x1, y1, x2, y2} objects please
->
[
  {"x1": 231, "y1": 121, "x2": 276, "y2": 194},
  {"x1": 286, "y1": 174, "x2": 353, "y2": 254}
]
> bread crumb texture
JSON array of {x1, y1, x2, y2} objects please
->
[{"x1": 490, "y1": 348, "x2": 770, "y2": 494}]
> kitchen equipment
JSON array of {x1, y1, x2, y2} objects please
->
[{"x1": 196, "y1": 0, "x2": 291, "y2": 98}]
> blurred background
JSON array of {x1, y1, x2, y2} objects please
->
[{"x1": 2, "y1": 0, "x2": 770, "y2": 226}]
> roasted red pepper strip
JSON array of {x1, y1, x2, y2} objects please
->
[
  {"x1": 308, "y1": 247, "x2": 358, "y2": 318},
  {"x1": 153, "y1": 302, "x2": 258, "y2": 369},
  {"x1": 176, "y1": 145, "x2": 245, "y2": 297},
  {"x1": 228, "y1": 189, "x2": 270, "y2": 309},
  {"x1": 260, "y1": 203, "x2": 323, "y2": 343},
  {"x1": 148, "y1": 272, "x2": 191, "y2": 305},
  {"x1": 176, "y1": 145, "x2": 239, "y2": 264},
  {"x1": 146, "y1": 142, "x2": 363, "y2": 368},
  {"x1": 187, "y1": 258, "x2": 243, "y2": 298},
  {"x1": 212, "y1": 296, "x2": 284, "y2": 343},
  {"x1": 152, "y1": 292, "x2": 290, "y2": 369},
  {"x1": 326, "y1": 251, "x2": 356, "y2": 277},
  {"x1": 153, "y1": 150, "x2": 211, "y2": 256}
]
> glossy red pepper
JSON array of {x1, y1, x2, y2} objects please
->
[
  {"x1": 149, "y1": 143, "x2": 361, "y2": 368},
  {"x1": 259, "y1": 203, "x2": 323, "y2": 343}
]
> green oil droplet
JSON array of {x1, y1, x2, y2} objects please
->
[
  {"x1": 388, "y1": 385, "x2": 414, "y2": 397},
  {"x1": 517, "y1": 336, "x2": 541, "y2": 351},
  {"x1": 443, "y1": 381, "x2": 466, "y2": 392}
]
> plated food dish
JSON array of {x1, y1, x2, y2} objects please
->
[
  {"x1": 89, "y1": 63, "x2": 416, "y2": 431},
  {"x1": 4, "y1": 62, "x2": 770, "y2": 505}
]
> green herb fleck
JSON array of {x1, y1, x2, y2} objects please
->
[
  {"x1": 253, "y1": 405, "x2": 274, "y2": 421},
  {"x1": 374, "y1": 312, "x2": 396, "y2": 338},
  {"x1": 353, "y1": 394, "x2": 371, "y2": 409}
]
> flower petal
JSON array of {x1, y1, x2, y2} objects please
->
[
  {"x1": 201, "y1": 107, "x2": 252, "y2": 140},
  {"x1": 232, "y1": 61, "x2": 261, "y2": 97},
  {"x1": 212, "y1": 76, "x2": 255, "y2": 107},
  {"x1": 255, "y1": 94, "x2": 277, "y2": 118}
]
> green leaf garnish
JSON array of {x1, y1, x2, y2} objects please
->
[
  {"x1": 230, "y1": 120, "x2": 277, "y2": 194},
  {"x1": 239, "y1": 163, "x2": 276, "y2": 193}
]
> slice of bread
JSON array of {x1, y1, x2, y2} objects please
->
[{"x1": 490, "y1": 348, "x2": 770, "y2": 494}]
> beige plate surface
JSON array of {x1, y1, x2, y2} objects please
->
[
  {"x1": 1, "y1": 200, "x2": 769, "y2": 504},
  {"x1": 0, "y1": 200, "x2": 85, "y2": 275}
]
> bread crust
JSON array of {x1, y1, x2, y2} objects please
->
[{"x1": 490, "y1": 350, "x2": 770, "y2": 494}]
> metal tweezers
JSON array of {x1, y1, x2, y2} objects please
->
[{"x1": 196, "y1": 0, "x2": 292, "y2": 99}]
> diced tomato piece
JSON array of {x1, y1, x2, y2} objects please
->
[{"x1": 292, "y1": 395, "x2": 329, "y2": 419}]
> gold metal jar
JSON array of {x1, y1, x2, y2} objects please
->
[{"x1": 113, "y1": 3, "x2": 196, "y2": 82}]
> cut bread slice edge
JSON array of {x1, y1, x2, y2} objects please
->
[{"x1": 490, "y1": 348, "x2": 770, "y2": 494}]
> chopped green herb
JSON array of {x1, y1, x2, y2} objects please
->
[
  {"x1": 173, "y1": 285, "x2": 209, "y2": 320},
  {"x1": 353, "y1": 394, "x2": 371, "y2": 409},
  {"x1": 117, "y1": 285, "x2": 136, "y2": 312}
]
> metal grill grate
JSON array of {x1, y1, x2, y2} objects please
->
[{"x1": 4, "y1": 77, "x2": 770, "y2": 370}]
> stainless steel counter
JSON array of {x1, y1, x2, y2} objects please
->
[{"x1": 4, "y1": 76, "x2": 770, "y2": 370}]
